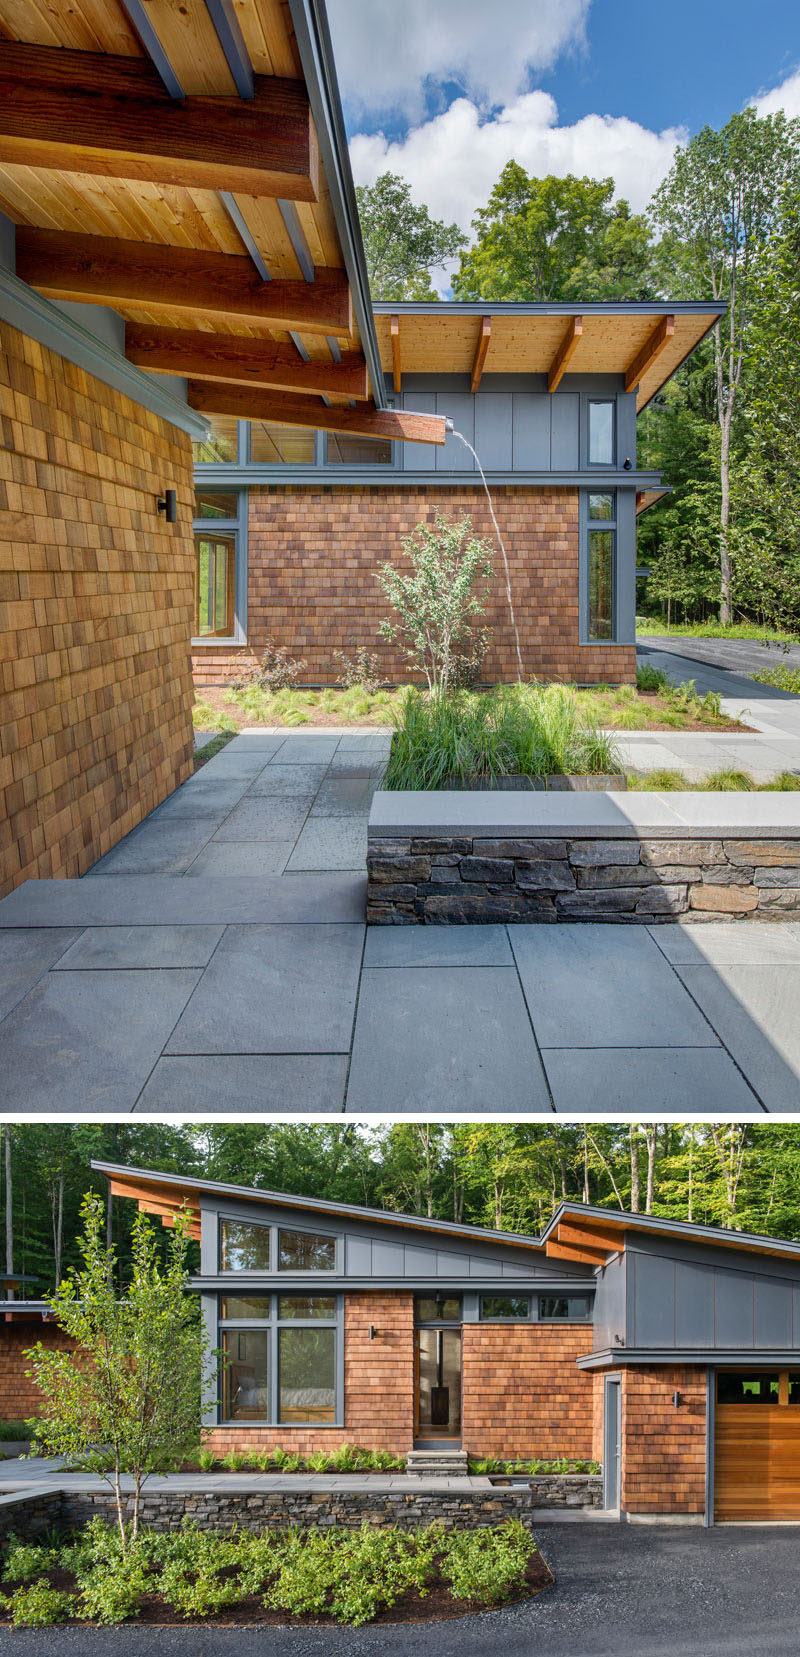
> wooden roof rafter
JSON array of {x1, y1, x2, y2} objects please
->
[
  {"x1": 107, "y1": 1174, "x2": 202, "y2": 1241},
  {"x1": 125, "y1": 326, "x2": 369, "y2": 398},
  {"x1": 625, "y1": 313, "x2": 675, "y2": 394},
  {"x1": 187, "y1": 378, "x2": 447, "y2": 445},
  {"x1": 545, "y1": 1239, "x2": 610, "y2": 1268},
  {"x1": 470, "y1": 314, "x2": 492, "y2": 393},
  {"x1": 548, "y1": 314, "x2": 583, "y2": 392},
  {"x1": 0, "y1": 41, "x2": 319, "y2": 200}
]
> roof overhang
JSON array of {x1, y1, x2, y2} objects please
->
[
  {"x1": 374, "y1": 303, "x2": 726, "y2": 412},
  {"x1": 0, "y1": 1, "x2": 443, "y2": 447},
  {"x1": 542, "y1": 1202, "x2": 800, "y2": 1268},
  {"x1": 578, "y1": 1348, "x2": 800, "y2": 1371}
]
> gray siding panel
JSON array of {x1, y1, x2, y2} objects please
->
[
  {"x1": 437, "y1": 392, "x2": 474, "y2": 470},
  {"x1": 371, "y1": 1240, "x2": 405, "y2": 1276},
  {"x1": 675, "y1": 1263, "x2": 715, "y2": 1348},
  {"x1": 715, "y1": 1271, "x2": 755, "y2": 1347},
  {"x1": 632, "y1": 1254, "x2": 675, "y2": 1347},
  {"x1": 400, "y1": 391, "x2": 437, "y2": 472},
  {"x1": 437, "y1": 1250, "x2": 466, "y2": 1275},
  {"x1": 345, "y1": 1235, "x2": 372, "y2": 1275},
  {"x1": 467, "y1": 1254, "x2": 497, "y2": 1278},
  {"x1": 404, "y1": 1245, "x2": 437, "y2": 1275},
  {"x1": 592, "y1": 1253, "x2": 626, "y2": 1351},
  {"x1": 755, "y1": 1278, "x2": 793, "y2": 1348},
  {"x1": 513, "y1": 394, "x2": 550, "y2": 470},
  {"x1": 551, "y1": 395, "x2": 580, "y2": 469},
  {"x1": 475, "y1": 393, "x2": 513, "y2": 471}
]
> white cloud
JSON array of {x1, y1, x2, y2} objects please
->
[
  {"x1": 327, "y1": 0, "x2": 590, "y2": 122},
  {"x1": 349, "y1": 91, "x2": 686, "y2": 248},
  {"x1": 754, "y1": 64, "x2": 800, "y2": 120}
]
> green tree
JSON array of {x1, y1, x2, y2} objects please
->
[
  {"x1": 26, "y1": 1194, "x2": 208, "y2": 1550},
  {"x1": 453, "y1": 164, "x2": 654, "y2": 301},
  {"x1": 355, "y1": 172, "x2": 466, "y2": 300},
  {"x1": 377, "y1": 511, "x2": 494, "y2": 696},
  {"x1": 650, "y1": 107, "x2": 800, "y2": 622}
]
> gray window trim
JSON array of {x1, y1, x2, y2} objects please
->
[
  {"x1": 192, "y1": 486, "x2": 248, "y2": 646},
  {"x1": 585, "y1": 398, "x2": 617, "y2": 468},
  {"x1": 537, "y1": 1292, "x2": 594, "y2": 1323},
  {"x1": 217, "y1": 1291, "x2": 344, "y2": 1428},
  {"x1": 414, "y1": 1292, "x2": 463, "y2": 1326},
  {"x1": 579, "y1": 488, "x2": 618, "y2": 645},
  {"x1": 479, "y1": 1294, "x2": 533, "y2": 1322},
  {"x1": 216, "y1": 1213, "x2": 342, "y2": 1276}
]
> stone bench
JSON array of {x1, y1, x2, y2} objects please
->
[{"x1": 367, "y1": 791, "x2": 800, "y2": 924}]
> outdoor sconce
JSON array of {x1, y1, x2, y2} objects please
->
[
  {"x1": 622, "y1": 456, "x2": 633, "y2": 471},
  {"x1": 672, "y1": 1391, "x2": 683, "y2": 1409},
  {"x1": 369, "y1": 1325, "x2": 377, "y2": 1340},
  {"x1": 157, "y1": 488, "x2": 177, "y2": 523}
]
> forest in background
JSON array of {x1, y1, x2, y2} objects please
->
[
  {"x1": 3, "y1": 1122, "x2": 800, "y2": 1293},
  {"x1": 356, "y1": 107, "x2": 800, "y2": 636}
]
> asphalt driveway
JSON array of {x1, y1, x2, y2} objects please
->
[{"x1": 9, "y1": 1523, "x2": 800, "y2": 1657}]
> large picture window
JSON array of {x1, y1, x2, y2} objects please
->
[
  {"x1": 218, "y1": 1294, "x2": 340, "y2": 1425},
  {"x1": 278, "y1": 1228, "x2": 336, "y2": 1271},
  {"x1": 193, "y1": 414, "x2": 238, "y2": 465},
  {"x1": 220, "y1": 1218, "x2": 272, "y2": 1271}
]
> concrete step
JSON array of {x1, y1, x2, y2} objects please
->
[{"x1": 0, "y1": 874, "x2": 366, "y2": 928}]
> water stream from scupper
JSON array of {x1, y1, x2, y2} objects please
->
[{"x1": 450, "y1": 429, "x2": 524, "y2": 682}]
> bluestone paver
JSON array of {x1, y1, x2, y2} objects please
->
[
  {"x1": 651, "y1": 921, "x2": 800, "y2": 966},
  {"x1": 0, "y1": 928, "x2": 83, "y2": 1021},
  {"x1": 184, "y1": 841, "x2": 296, "y2": 877},
  {"x1": 86, "y1": 820, "x2": 214, "y2": 875},
  {"x1": 543, "y1": 1047, "x2": 760, "y2": 1111},
  {"x1": 346, "y1": 966, "x2": 551, "y2": 1111},
  {"x1": 0, "y1": 968, "x2": 202, "y2": 1111},
  {"x1": 211, "y1": 797, "x2": 310, "y2": 841},
  {"x1": 166, "y1": 923, "x2": 364, "y2": 1054},
  {"x1": 135, "y1": 1054, "x2": 348, "y2": 1111},
  {"x1": 511, "y1": 925, "x2": 720, "y2": 1049},
  {"x1": 310, "y1": 777, "x2": 375, "y2": 815},
  {"x1": 287, "y1": 817, "x2": 367, "y2": 870},
  {"x1": 0, "y1": 875, "x2": 366, "y2": 927},
  {"x1": 363, "y1": 923, "x2": 514, "y2": 968},
  {"x1": 672, "y1": 963, "x2": 800, "y2": 1108},
  {"x1": 51, "y1": 924, "x2": 224, "y2": 970},
  {"x1": 248, "y1": 764, "x2": 328, "y2": 795}
]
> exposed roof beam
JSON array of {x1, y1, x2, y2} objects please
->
[
  {"x1": 187, "y1": 379, "x2": 447, "y2": 445},
  {"x1": 548, "y1": 314, "x2": 583, "y2": 393},
  {"x1": 205, "y1": 0, "x2": 254, "y2": 99},
  {"x1": 625, "y1": 313, "x2": 675, "y2": 394},
  {"x1": 119, "y1": 0, "x2": 185, "y2": 99},
  {"x1": 0, "y1": 43, "x2": 318, "y2": 200},
  {"x1": 16, "y1": 229, "x2": 353, "y2": 335},
  {"x1": 219, "y1": 191, "x2": 270, "y2": 282},
  {"x1": 470, "y1": 314, "x2": 492, "y2": 393},
  {"x1": 278, "y1": 200, "x2": 316, "y2": 283},
  {"x1": 126, "y1": 326, "x2": 369, "y2": 399},
  {"x1": 391, "y1": 314, "x2": 401, "y2": 394},
  {"x1": 556, "y1": 1221, "x2": 621, "y2": 1254},
  {"x1": 545, "y1": 1239, "x2": 607, "y2": 1267}
]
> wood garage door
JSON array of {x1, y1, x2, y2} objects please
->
[{"x1": 715, "y1": 1371, "x2": 800, "y2": 1521}]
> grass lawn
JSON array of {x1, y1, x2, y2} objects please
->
[
  {"x1": 636, "y1": 615, "x2": 798, "y2": 644},
  {"x1": 194, "y1": 674, "x2": 745, "y2": 737}
]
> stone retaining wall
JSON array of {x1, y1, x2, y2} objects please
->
[
  {"x1": 523, "y1": 1473, "x2": 602, "y2": 1508},
  {"x1": 367, "y1": 834, "x2": 800, "y2": 923},
  {"x1": 0, "y1": 1489, "x2": 61, "y2": 1543},
  {"x1": 59, "y1": 1486, "x2": 535, "y2": 1533}
]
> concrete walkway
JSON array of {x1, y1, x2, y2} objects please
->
[
  {"x1": 633, "y1": 640, "x2": 800, "y2": 780},
  {"x1": 2, "y1": 723, "x2": 800, "y2": 1111}
]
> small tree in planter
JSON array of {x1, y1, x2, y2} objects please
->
[
  {"x1": 377, "y1": 512, "x2": 494, "y2": 697},
  {"x1": 25, "y1": 1193, "x2": 210, "y2": 1552}
]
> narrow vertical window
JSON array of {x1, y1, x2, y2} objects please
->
[
  {"x1": 588, "y1": 401, "x2": 615, "y2": 465},
  {"x1": 586, "y1": 491, "x2": 617, "y2": 642},
  {"x1": 194, "y1": 532, "x2": 236, "y2": 637}
]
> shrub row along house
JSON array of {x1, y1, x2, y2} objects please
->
[
  {"x1": 8, "y1": 1161, "x2": 800, "y2": 1526},
  {"x1": 0, "y1": 0, "x2": 722, "y2": 897}
]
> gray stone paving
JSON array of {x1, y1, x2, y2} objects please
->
[{"x1": 2, "y1": 695, "x2": 800, "y2": 1112}]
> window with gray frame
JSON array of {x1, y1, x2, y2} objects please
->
[
  {"x1": 219, "y1": 1294, "x2": 341, "y2": 1424},
  {"x1": 218, "y1": 1216, "x2": 340, "y2": 1274},
  {"x1": 586, "y1": 490, "x2": 617, "y2": 641},
  {"x1": 587, "y1": 400, "x2": 615, "y2": 466},
  {"x1": 538, "y1": 1295, "x2": 593, "y2": 1321},
  {"x1": 193, "y1": 486, "x2": 246, "y2": 643}
]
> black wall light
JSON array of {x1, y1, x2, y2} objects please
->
[
  {"x1": 672, "y1": 1391, "x2": 683, "y2": 1409},
  {"x1": 157, "y1": 488, "x2": 177, "y2": 523},
  {"x1": 369, "y1": 1325, "x2": 377, "y2": 1341}
]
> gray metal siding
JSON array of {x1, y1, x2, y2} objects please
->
[
  {"x1": 675, "y1": 1263, "x2": 715, "y2": 1348},
  {"x1": 626, "y1": 1239, "x2": 800, "y2": 1353},
  {"x1": 396, "y1": 373, "x2": 630, "y2": 478},
  {"x1": 592, "y1": 1253, "x2": 626, "y2": 1350},
  {"x1": 512, "y1": 394, "x2": 550, "y2": 469},
  {"x1": 551, "y1": 394, "x2": 579, "y2": 469}
]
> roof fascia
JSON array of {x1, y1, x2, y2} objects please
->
[
  {"x1": 190, "y1": 1274, "x2": 597, "y2": 1292},
  {"x1": 287, "y1": 0, "x2": 385, "y2": 407},
  {"x1": 543, "y1": 1201, "x2": 800, "y2": 1263},
  {"x1": 578, "y1": 1347, "x2": 800, "y2": 1370},
  {"x1": 372, "y1": 302, "x2": 728, "y2": 319}
]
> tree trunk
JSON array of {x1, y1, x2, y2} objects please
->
[
  {"x1": 629, "y1": 1126, "x2": 640, "y2": 1213},
  {"x1": 54, "y1": 1162, "x2": 64, "y2": 1286},
  {"x1": 644, "y1": 1126, "x2": 657, "y2": 1214},
  {"x1": 4, "y1": 1128, "x2": 12, "y2": 1281},
  {"x1": 720, "y1": 407, "x2": 733, "y2": 624}
]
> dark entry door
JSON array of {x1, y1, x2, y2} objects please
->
[{"x1": 414, "y1": 1328, "x2": 462, "y2": 1439}]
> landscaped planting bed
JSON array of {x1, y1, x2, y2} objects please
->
[{"x1": 0, "y1": 1518, "x2": 551, "y2": 1628}]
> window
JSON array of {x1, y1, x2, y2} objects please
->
[
  {"x1": 222, "y1": 1330, "x2": 269, "y2": 1420},
  {"x1": 717, "y1": 1371, "x2": 800, "y2": 1405},
  {"x1": 279, "y1": 1326, "x2": 335, "y2": 1422},
  {"x1": 588, "y1": 530, "x2": 615, "y2": 641},
  {"x1": 220, "y1": 1219, "x2": 271, "y2": 1272},
  {"x1": 326, "y1": 433, "x2": 393, "y2": 465},
  {"x1": 481, "y1": 1296, "x2": 531, "y2": 1320},
  {"x1": 193, "y1": 415, "x2": 238, "y2": 464},
  {"x1": 194, "y1": 531, "x2": 236, "y2": 637},
  {"x1": 218, "y1": 1294, "x2": 340, "y2": 1425},
  {"x1": 415, "y1": 1295, "x2": 462, "y2": 1324},
  {"x1": 249, "y1": 421, "x2": 315, "y2": 464},
  {"x1": 538, "y1": 1295, "x2": 592, "y2": 1321},
  {"x1": 588, "y1": 400, "x2": 615, "y2": 465},
  {"x1": 278, "y1": 1229, "x2": 336, "y2": 1272},
  {"x1": 588, "y1": 492, "x2": 615, "y2": 521},
  {"x1": 195, "y1": 488, "x2": 240, "y2": 520}
]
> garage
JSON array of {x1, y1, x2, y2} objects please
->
[{"x1": 714, "y1": 1370, "x2": 800, "y2": 1520}]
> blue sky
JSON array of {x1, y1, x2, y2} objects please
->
[{"x1": 326, "y1": 0, "x2": 800, "y2": 246}]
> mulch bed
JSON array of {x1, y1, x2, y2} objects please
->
[{"x1": 0, "y1": 1553, "x2": 553, "y2": 1627}]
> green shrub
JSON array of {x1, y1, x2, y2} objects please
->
[
  {"x1": 769, "y1": 771, "x2": 800, "y2": 790},
  {"x1": 221, "y1": 1449, "x2": 247, "y2": 1472},
  {"x1": 704, "y1": 768, "x2": 754, "y2": 791},
  {"x1": 4, "y1": 1583, "x2": 76, "y2": 1626},
  {"x1": 307, "y1": 1451, "x2": 331, "y2": 1472},
  {"x1": 197, "y1": 1447, "x2": 216, "y2": 1471},
  {"x1": 636, "y1": 663, "x2": 670, "y2": 693},
  {"x1": 753, "y1": 665, "x2": 800, "y2": 693},
  {"x1": 328, "y1": 1442, "x2": 362, "y2": 1472},
  {"x1": 2, "y1": 1537, "x2": 55, "y2": 1585},
  {"x1": 384, "y1": 684, "x2": 620, "y2": 790},
  {"x1": 440, "y1": 1519, "x2": 532, "y2": 1605},
  {"x1": 79, "y1": 1558, "x2": 149, "y2": 1625}
]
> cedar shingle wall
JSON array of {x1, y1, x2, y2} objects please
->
[
  {"x1": 621, "y1": 1365, "x2": 707, "y2": 1514},
  {"x1": 0, "y1": 320, "x2": 196, "y2": 897},
  {"x1": 461, "y1": 1322, "x2": 595, "y2": 1458},
  {"x1": 192, "y1": 485, "x2": 636, "y2": 688},
  {"x1": 0, "y1": 1321, "x2": 74, "y2": 1419}
]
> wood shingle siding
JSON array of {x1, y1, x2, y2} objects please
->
[{"x1": 0, "y1": 319, "x2": 195, "y2": 897}]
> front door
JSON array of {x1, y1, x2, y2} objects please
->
[
  {"x1": 414, "y1": 1328, "x2": 462, "y2": 1441},
  {"x1": 603, "y1": 1376, "x2": 621, "y2": 1510}
]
